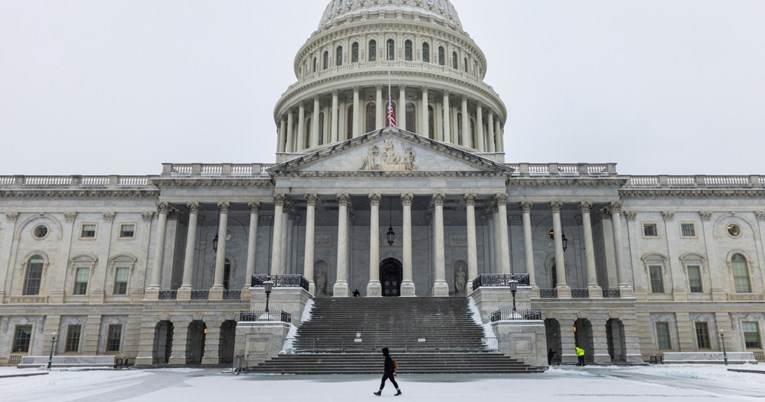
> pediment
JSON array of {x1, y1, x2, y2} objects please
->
[{"x1": 269, "y1": 128, "x2": 511, "y2": 175}]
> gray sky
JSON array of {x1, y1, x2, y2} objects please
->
[{"x1": 1, "y1": 0, "x2": 763, "y2": 176}]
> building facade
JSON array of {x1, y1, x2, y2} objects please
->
[{"x1": 1, "y1": 0, "x2": 764, "y2": 366}]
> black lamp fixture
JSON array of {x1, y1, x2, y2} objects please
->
[
  {"x1": 386, "y1": 198, "x2": 395, "y2": 246},
  {"x1": 212, "y1": 233, "x2": 219, "y2": 253},
  {"x1": 508, "y1": 277, "x2": 518, "y2": 314},
  {"x1": 548, "y1": 228, "x2": 569, "y2": 252},
  {"x1": 264, "y1": 275, "x2": 274, "y2": 319}
]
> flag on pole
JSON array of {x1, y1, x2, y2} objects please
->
[{"x1": 387, "y1": 69, "x2": 395, "y2": 127}]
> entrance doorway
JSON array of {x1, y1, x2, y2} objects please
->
[{"x1": 379, "y1": 258, "x2": 403, "y2": 297}]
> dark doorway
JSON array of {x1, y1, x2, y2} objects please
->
[
  {"x1": 544, "y1": 318, "x2": 562, "y2": 365},
  {"x1": 379, "y1": 258, "x2": 403, "y2": 297},
  {"x1": 152, "y1": 321, "x2": 173, "y2": 365},
  {"x1": 186, "y1": 321, "x2": 206, "y2": 365},
  {"x1": 606, "y1": 318, "x2": 627, "y2": 362},
  {"x1": 574, "y1": 318, "x2": 594, "y2": 364},
  {"x1": 219, "y1": 320, "x2": 237, "y2": 364}
]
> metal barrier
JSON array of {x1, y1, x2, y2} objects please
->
[
  {"x1": 490, "y1": 309, "x2": 543, "y2": 322},
  {"x1": 239, "y1": 310, "x2": 292, "y2": 323}
]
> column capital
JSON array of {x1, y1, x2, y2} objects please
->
[
  {"x1": 248, "y1": 201, "x2": 261, "y2": 212},
  {"x1": 661, "y1": 210, "x2": 674, "y2": 221},
  {"x1": 187, "y1": 202, "x2": 200, "y2": 212},
  {"x1": 401, "y1": 193, "x2": 414, "y2": 206},
  {"x1": 433, "y1": 193, "x2": 445, "y2": 206},
  {"x1": 103, "y1": 212, "x2": 116, "y2": 222},
  {"x1": 142, "y1": 211, "x2": 155, "y2": 222},
  {"x1": 494, "y1": 193, "x2": 508, "y2": 206},
  {"x1": 336, "y1": 193, "x2": 350, "y2": 206},
  {"x1": 157, "y1": 202, "x2": 170, "y2": 214},
  {"x1": 754, "y1": 211, "x2": 765, "y2": 220},
  {"x1": 305, "y1": 194, "x2": 318, "y2": 206},
  {"x1": 550, "y1": 201, "x2": 563, "y2": 213},
  {"x1": 64, "y1": 212, "x2": 78, "y2": 222},
  {"x1": 5, "y1": 212, "x2": 19, "y2": 222},
  {"x1": 610, "y1": 201, "x2": 623, "y2": 213},
  {"x1": 464, "y1": 193, "x2": 476, "y2": 206},
  {"x1": 624, "y1": 210, "x2": 637, "y2": 221},
  {"x1": 273, "y1": 193, "x2": 287, "y2": 206},
  {"x1": 579, "y1": 201, "x2": 593, "y2": 213},
  {"x1": 520, "y1": 202, "x2": 533, "y2": 212},
  {"x1": 217, "y1": 201, "x2": 231, "y2": 213},
  {"x1": 369, "y1": 193, "x2": 381, "y2": 206}
]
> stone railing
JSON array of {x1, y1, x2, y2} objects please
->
[
  {"x1": 472, "y1": 273, "x2": 530, "y2": 290},
  {"x1": 625, "y1": 175, "x2": 765, "y2": 188},
  {"x1": 161, "y1": 163, "x2": 274, "y2": 177},
  {"x1": 0, "y1": 175, "x2": 154, "y2": 187},
  {"x1": 507, "y1": 163, "x2": 618, "y2": 177}
]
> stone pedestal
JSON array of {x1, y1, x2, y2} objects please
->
[
  {"x1": 249, "y1": 287, "x2": 312, "y2": 326},
  {"x1": 470, "y1": 287, "x2": 530, "y2": 322},
  {"x1": 491, "y1": 320, "x2": 547, "y2": 367},
  {"x1": 235, "y1": 320, "x2": 292, "y2": 367}
]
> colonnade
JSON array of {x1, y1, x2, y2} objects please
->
[{"x1": 276, "y1": 86, "x2": 505, "y2": 155}]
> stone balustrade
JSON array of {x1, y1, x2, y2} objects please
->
[
  {"x1": 0, "y1": 175, "x2": 153, "y2": 187},
  {"x1": 161, "y1": 163, "x2": 274, "y2": 177},
  {"x1": 507, "y1": 163, "x2": 618, "y2": 177},
  {"x1": 626, "y1": 175, "x2": 765, "y2": 188}
]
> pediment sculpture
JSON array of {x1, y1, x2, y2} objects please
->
[{"x1": 360, "y1": 139, "x2": 416, "y2": 171}]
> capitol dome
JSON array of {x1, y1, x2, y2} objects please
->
[{"x1": 273, "y1": 0, "x2": 507, "y2": 163}]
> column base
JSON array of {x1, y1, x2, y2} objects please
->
[
  {"x1": 168, "y1": 357, "x2": 186, "y2": 365},
  {"x1": 556, "y1": 284, "x2": 571, "y2": 299},
  {"x1": 529, "y1": 285, "x2": 540, "y2": 299},
  {"x1": 240, "y1": 287, "x2": 252, "y2": 301},
  {"x1": 201, "y1": 356, "x2": 220, "y2": 365},
  {"x1": 333, "y1": 281, "x2": 349, "y2": 297},
  {"x1": 367, "y1": 281, "x2": 382, "y2": 297},
  {"x1": 308, "y1": 282, "x2": 315, "y2": 297},
  {"x1": 177, "y1": 288, "x2": 192, "y2": 300},
  {"x1": 208, "y1": 288, "x2": 224, "y2": 300},
  {"x1": 432, "y1": 281, "x2": 449, "y2": 296},
  {"x1": 134, "y1": 356, "x2": 153, "y2": 367},
  {"x1": 143, "y1": 288, "x2": 160, "y2": 300},
  {"x1": 400, "y1": 281, "x2": 416, "y2": 297},
  {"x1": 618, "y1": 285, "x2": 634, "y2": 298},
  {"x1": 587, "y1": 285, "x2": 603, "y2": 299}
]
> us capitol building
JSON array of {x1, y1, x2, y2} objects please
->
[{"x1": 1, "y1": 0, "x2": 763, "y2": 368}]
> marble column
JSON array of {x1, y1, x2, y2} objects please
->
[
  {"x1": 281, "y1": 206, "x2": 291, "y2": 273},
  {"x1": 398, "y1": 86, "x2": 406, "y2": 130},
  {"x1": 464, "y1": 194, "x2": 478, "y2": 291},
  {"x1": 285, "y1": 111, "x2": 294, "y2": 152},
  {"x1": 433, "y1": 193, "x2": 448, "y2": 296},
  {"x1": 376, "y1": 85, "x2": 383, "y2": 129},
  {"x1": 244, "y1": 202, "x2": 260, "y2": 288},
  {"x1": 149, "y1": 202, "x2": 169, "y2": 289},
  {"x1": 352, "y1": 87, "x2": 360, "y2": 138},
  {"x1": 611, "y1": 202, "x2": 632, "y2": 294},
  {"x1": 297, "y1": 102, "x2": 305, "y2": 150},
  {"x1": 581, "y1": 202, "x2": 602, "y2": 298},
  {"x1": 476, "y1": 104, "x2": 485, "y2": 151},
  {"x1": 331, "y1": 91, "x2": 339, "y2": 143},
  {"x1": 179, "y1": 202, "x2": 199, "y2": 292},
  {"x1": 521, "y1": 202, "x2": 538, "y2": 291},
  {"x1": 494, "y1": 119, "x2": 503, "y2": 152},
  {"x1": 211, "y1": 202, "x2": 229, "y2": 292},
  {"x1": 401, "y1": 193, "x2": 416, "y2": 296},
  {"x1": 490, "y1": 208, "x2": 500, "y2": 272},
  {"x1": 420, "y1": 88, "x2": 429, "y2": 138},
  {"x1": 487, "y1": 113, "x2": 495, "y2": 153},
  {"x1": 551, "y1": 202, "x2": 571, "y2": 298},
  {"x1": 368, "y1": 194, "x2": 382, "y2": 296},
  {"x1": 495, "y1": 194, "x2": 511, "y2": 274},
  {"x1": 304, "y1": 194, "x2": 317, "y2": 295},
  {"x1": 311, "y1": 96, "x2": 320, "y2": 148},
  {"x1": 442, "y1": 92, "x2": 451, "y2": 143},
  {"x1": 333, "y1": 194, "x2": 350, "y2": 296},
  {"x1": 461, "y1": 96, "x2": 471, "y2": 148},
  {"x1": 278, "y1": 118, "x2": 286, "y2": 153},
  {"x1": 270, "y1": 194, "x2": 286, "y2": 275}
]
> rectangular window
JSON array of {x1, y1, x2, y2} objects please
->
[
  {"x1": 733, "y1": 260, "x2": 752, "y2": 293},
  {"x1": 649, "y1": 265, "x2": 664, "y2": 293},
  {"x1": 12, "y1": 325, "x2": 33, "y2": 353},
  {"x1": 743, "y1": 322, "x2": 762, "y2": 349},
  {"x1": 81, "y1": 224, "x2": 96, "y2": 238},
  {"x1": 74, "y1": 267, "x2": 89, "y2": 295},
  {"x1": 23, "y1": 264, "x2": 43, "y2": 296},
  {"x1": 656, "y1": 322, "x2": 671, "y2": 350},
  {"x1": 114, "y1": 267, "x2": 129, "y2": 295},
  {"x1": 680, "y1": 223, "x2": 696, "y2": 237},
  {"x1": 65, "y1": 324, "x2": 81, "y2": 352},
  {"x1": 106, "y1": 324, "x2": 122, "y2": 352},
  {"x1": 687, "y1": 265, "x2": 703, "y2": 293},
  {"x1": 694, "y1": 322, "x2": 711, "y2": 349},
  {"x1": 119, "y1": 224, "x2": 135, "y2": 239},
  {"x1": 643, "y1": 223, "x2": 658, "y2": 237}
]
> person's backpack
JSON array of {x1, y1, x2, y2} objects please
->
[{"x1": 392, "y1": 359, "x2": 399, "y2": 370}]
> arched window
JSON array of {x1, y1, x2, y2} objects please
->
[
  {"x1": 351, "y1": 42, "x2": 359, "y2": 62},
  {"x1": 386, "y1": 39, "x2": 395, "y2": 61},
  {"x1": 732, "y1": 253, "x2": 752, "y2": 293},
  {"x1": 223, "y1": 258, "x2": 231, "y2": 290},
  {"x1": 23, "y1": 254, "x2": 44, "y2": 295},
  {"x1": 368, "y1": 40, "x2": 377, "y2": 61},
  {"x1": 422, "y1": 42, "x2": 430, "y2": 62},
  {"x1": 312, "y1": 57, "x2": 317, "y2": 73},
  {"x1": 438, "y1": 46, "x2": 445, "y2": 65},
  {"x1": 365, "y1": 103, "x2": 376, "y2": 132},
  {"x1": 323, "y1": 51, "x2": 329, "y2": 70},
  {"x1": 452, "y1": 51, "x2": 458, "y2": 69},
  {"x1": 405, "y1": 102, "x2": 416, "y2": 132},
  {"x1": 336, "y1": 46, "x2": 343, "y2": 66},
  {"x1": 346, "y1": 105, "x2": 354, "y2": 138},
  {"x1": 464, "y1": 57, "x2": 468, "y2": 72},
  {"x1": 404, "y1": 40, "x2": 412, "y2": 61}
]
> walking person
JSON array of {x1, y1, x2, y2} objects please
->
[
  {"x1": 575, "y1": 346, "x2": 586, "y2": 366},
  {"x1": 374, "y1": 347, "x2": 402, "y2": 396}
]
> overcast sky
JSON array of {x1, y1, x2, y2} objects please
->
[{"x1": 1, "y1": 0, "x2": 763, "y2": 176}]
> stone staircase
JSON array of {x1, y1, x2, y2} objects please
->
[{"x1": 246, "y1": 297, "x2": 544, "y2": 374}]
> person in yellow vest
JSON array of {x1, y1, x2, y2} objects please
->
[{"x1": 575, "y1": 346, "x2": 586, "y2": 366}]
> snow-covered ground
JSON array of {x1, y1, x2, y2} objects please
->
[{"x1": 0, "y1": 364, "x2": 763, "y2": 401}]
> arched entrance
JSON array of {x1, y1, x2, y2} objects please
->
[
  {"x1": 379, "y1": 258, "x2": 403, "y2": 297},
  {"x1": 219, "y1": 320, "x2": 237, "y2": 364},
  {"x1": 152, "y1": 321, "x2": 173, "y2": 365},
  {"x1": 574, "y1": 318, "x2": 594, "y2": 365},
  {"x1": 186, "y1": 321, "x2": 206, "y2": 365},
  {"x1": 544, "y1": 319, "x2": 562, "y2": 365},
  {"x1": 606, "y1": 318, "x2": 627, "y2": 362}
]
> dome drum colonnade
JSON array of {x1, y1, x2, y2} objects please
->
[{"x1": 273, "y1": 0, "x2": 506, "y2": 161}]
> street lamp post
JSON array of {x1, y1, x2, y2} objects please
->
[
  {"x1": 508, "y1": 277, "x2": 518, "y2": 316},
  {"x1": 719, "y1": 328, "x2": 728, "y2": 366},
  {"x1": 47, "y1": 331, "x2": 57, "y2": 370},
  {"x1": 264, "y1": 276, "x2": 273, "y2": 320}
]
